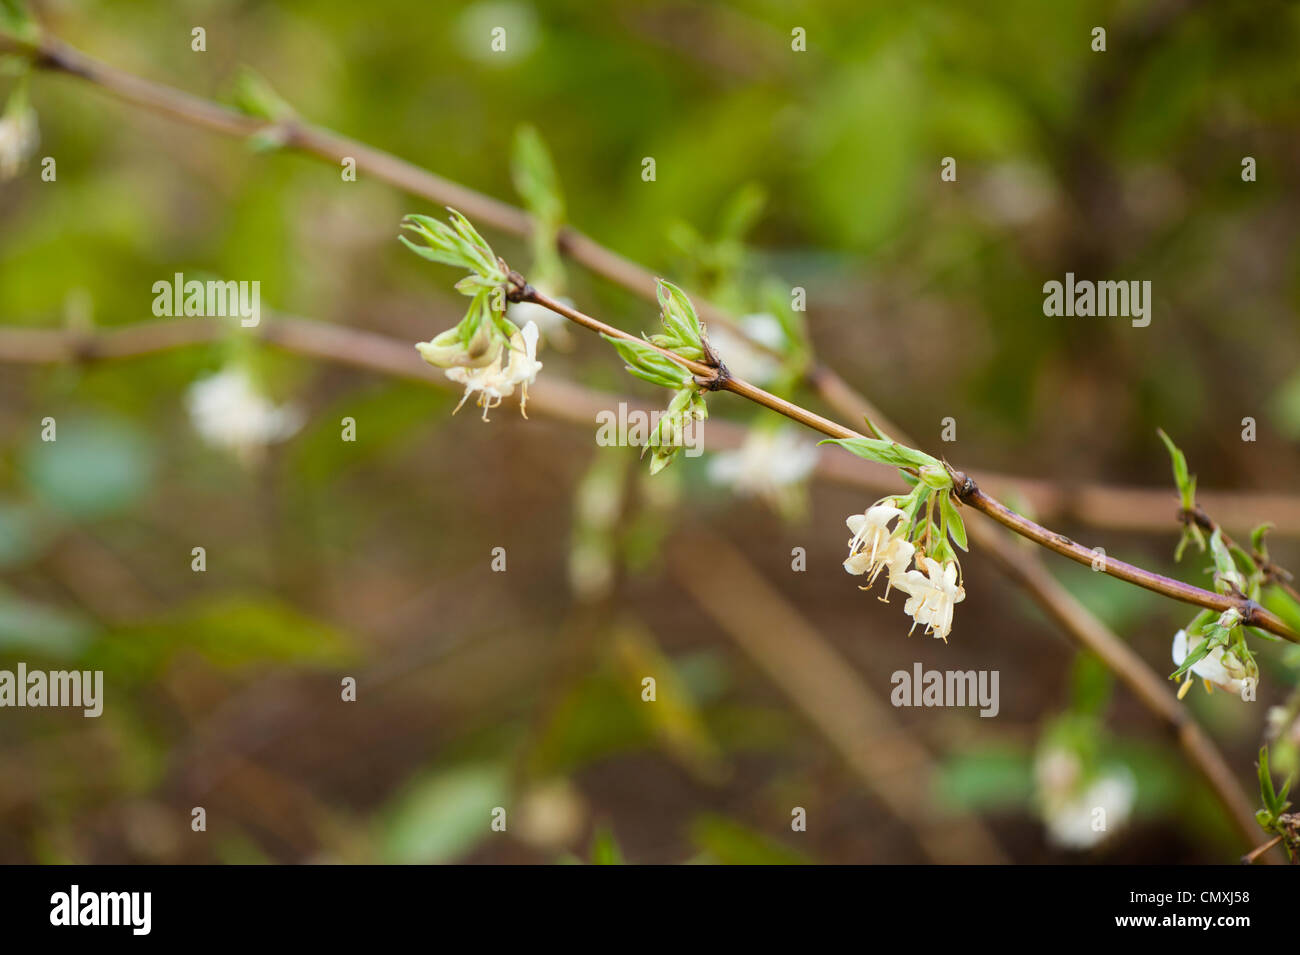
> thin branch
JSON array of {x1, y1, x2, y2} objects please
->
[
  {"x1": 0, "y1": 315, "x2": 1270, "y2": 853},
  {"x1": 521, "y1": 288, "x2": 1298, "y2": 643},
  {"x1": 8, "y1": 25, "x2": 1297, "y2": 535},
  {"x1": 1242, "y1": 834, "x2": 1283, "y2": 865},
  {"x1": 2, "y1": 26, "x2": 1278, "y2": 852},
  {"x1": 951, "y1": 473, "x2": 1295, "y2": 639}
]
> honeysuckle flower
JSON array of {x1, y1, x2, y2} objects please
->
[
  {"x1": 1171, "y1": 628, "x2": 1258, "y2": 700},
  {"x1": 843, "y1": 503, "x2": 914, "y2": 595},
  {"x1": 0, "y1": 102, "x2": 37, "y2": 181},
  {"x1": 893, "y1": 555, "x2": 965, "y2": 641},
  {"x1": 445, "y1": 320, "x2": 543, "y2": 420},
  {"x1": 1266, "y1": 706, "x2": 1300, "y2": 746},
  {"x1": 709, "y1": 426, "x2": 818, "y2": 514},
  {"x1": 186, "y1": 367, "x2": 303, "y2": 463},
  {"x1": 415, "y1": 316, "x2": 501, "y2": 369},
  {"x1": 1035, "y1": 748, "x2": 1135, "y2": 851}
]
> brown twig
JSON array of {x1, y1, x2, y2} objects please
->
[
  {"x1": 0, "y1": 314, "x2": 1272, "y2": 854},
  {"x1": 8, "y1": 25, "x2": 1297, "y2": 536},
  {"x1": 521, "y1": 289, "x2": 1298, "y2": 643},
  {"x1": 1, "y1": 26, "x2": 1279, "y2": 853}
]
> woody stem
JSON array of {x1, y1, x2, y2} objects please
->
[{"x1": 523, "y1": 287, "x2": 1300, "y2": 644}]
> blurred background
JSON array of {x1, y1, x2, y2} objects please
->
[{"x1": 1, "y1": 0, "x2": 1299, "y2": 863}]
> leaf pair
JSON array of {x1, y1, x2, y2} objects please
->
[{"x1": 400, "y1": 209, "x2": 507, "y2": 291}]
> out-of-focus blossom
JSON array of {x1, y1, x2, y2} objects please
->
[
  {"x1": 709, "y1": 426, "x2": 817, "y2": 516},
  {"x1": 1035, "y1": 748, "x2": 1135, "y2": 851},
  {"x1": 186, "y1": 367, "x2": 303, "y2": 462}
]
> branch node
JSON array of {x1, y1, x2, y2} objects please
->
[{"x1": 504, "y1": 270, "x2": 532, "y2": 304}]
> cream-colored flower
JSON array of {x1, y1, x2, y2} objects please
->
[
  {"x1": 0, "y1": 107, "x2": 38, "y2": 181},
  {"x1": 1171, "y1": 628, "x2": 1257, "y2": 700},
  {"x1": 1034, "y1": 748, "x2": 1135, "y2": 851},
  {"x1": 843, "y1": 504, "x2": 914, "y2": 596},
  {"x1": 186, "y1": 367, "x2": 303, "y2": 463},
  {"x1": 893, "y1": 556, "x2": 965, "y2": 641},
  {"x1": 445, "y1": 320, "x2": 542, "y2": 420},
  {"x1": 709, "y1": 427, "x2": 818, "y2": 514}
]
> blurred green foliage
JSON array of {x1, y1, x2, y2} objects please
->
[{"x1": 0, "y1": 0, "x2": 1297, "y2": 864}]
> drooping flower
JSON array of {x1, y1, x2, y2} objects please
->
[
  {"x1": 186, "y1": 367, "x2": 303, "y2": 463},
  {"x1": 415, "y1": 317, "x2": 500, "y2": 369},
  {"x1": 1034, "y1": 748, "x2": 1135, "y2": 851},
  {"x1": 842, "y1": 503, "x2": 914, "y2": 596},
  {"x1": 893, "y1": 555, "x2": 965, "y2": 641},
  {"x1": 444, "y1": 320, "x2": 543, "y2": 421},
  {"x1": 1171, "y1": 628, "x2": 1257, "y2": 700},
  {"x1": 0, "y1": 99, "x2": 38, "y2": 181},
  {"x1": 709, "y1": 426, "x2": 818, "y2": 515}
]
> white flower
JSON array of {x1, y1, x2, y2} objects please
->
[
  {"x1": 842, "y1": 504, "x2": 914, "y2": 596},
  {"x1": 1266, "y1": 706, "x2": 1300, "y2": 746},
  {"x1": 893, "y1": 555, "x2": 965, "y2": 642},
  {"x1": 186, "y1": 367, "x2": 303, "y2": 462},
  {"x1": 445, "y1": 320, "x2": 543, "y2": 420},
  {"x1": 0, "y1": 107, "x2": 38, "y2": 181},
  {"x1": 1171, "y1": 628, "x2": 1257, "y2": 700},
  {"x1": 1035, "y1": 749, "x2": 1136, "y2": 851},
  {"x1": 709, "y1": 427, "x2": 818, "y2": 512}
]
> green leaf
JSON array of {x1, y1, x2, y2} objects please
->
[
  {"x1": 0, "y1": 0, "x2": 38, "y2": 39},
  {"x1": 939, "y1": 491, "x2": 968, "y2": 551},
  {"x1": 589, "y1": 825, "x2": 625, "y2": 865},
  {"x1": 656, "y1": 279, "x2": 703, "y2": 347},
  {"x1": 820, "y1": 436, "x2": 939, "y2": 471},
  {"x1": 1156, "y1": 428, "x2": 1196, "y2": 510},
  {"x1": 232, "y1": 67, "x2": 295, "y2": 122},
  {"x1": 1251, "y1": 523, "x2": 1273, "y2": 560},
  {"x1": 511, "y1": 124, "x2": 564, "y2": 226},
  {"x1": 1259, "y1": 747, "x2": 1279, "y2": 815},
  {"x1": 1170, "y1": 636, "x2": 1216, "y2": 681},
  {"x1": 690, "y1": 814, "x2": 811, "y2": 865},
  {"x1": 377, "y1": 763, "x2": 509, "y2": 864},
  {"x1": 601, "y1": 334, "x2": 691, "y2": 389}
]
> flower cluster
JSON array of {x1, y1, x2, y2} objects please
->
[
  {"x1": 1034, "y1": 746, "x2": 1135, "y2": 851},
  {"x1": 708, "y1": 424, "x2": 818, "y2": 517},
  {"x1": 185, "y1": 366, "x2": 303, "y2": 464},
  {"x1": 829, "y1": 431, "x2": 970, "y2": 641},
  {"x1": 1170, "y1": 609, "x2": 1259, "y2": 702},
  {"x1": 842, "y1": 498, "x2": 966, "y2": 642},
  {"x1": 404, "y1": 210, "x2": 543, "y2": 420}
]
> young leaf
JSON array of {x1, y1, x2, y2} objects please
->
[
  {"x1": 601, "y1": 334, "x2": 691, "y2": 389},
  {"x1": 511, "y1": 124, "x2": 565, "y2": 226},
  {"x1": 939, "y1": 492, "x2": 968, "y2": 551},
  {"x1": 1156, "y1": 428, "x2": 1196, "y2": 510}
]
